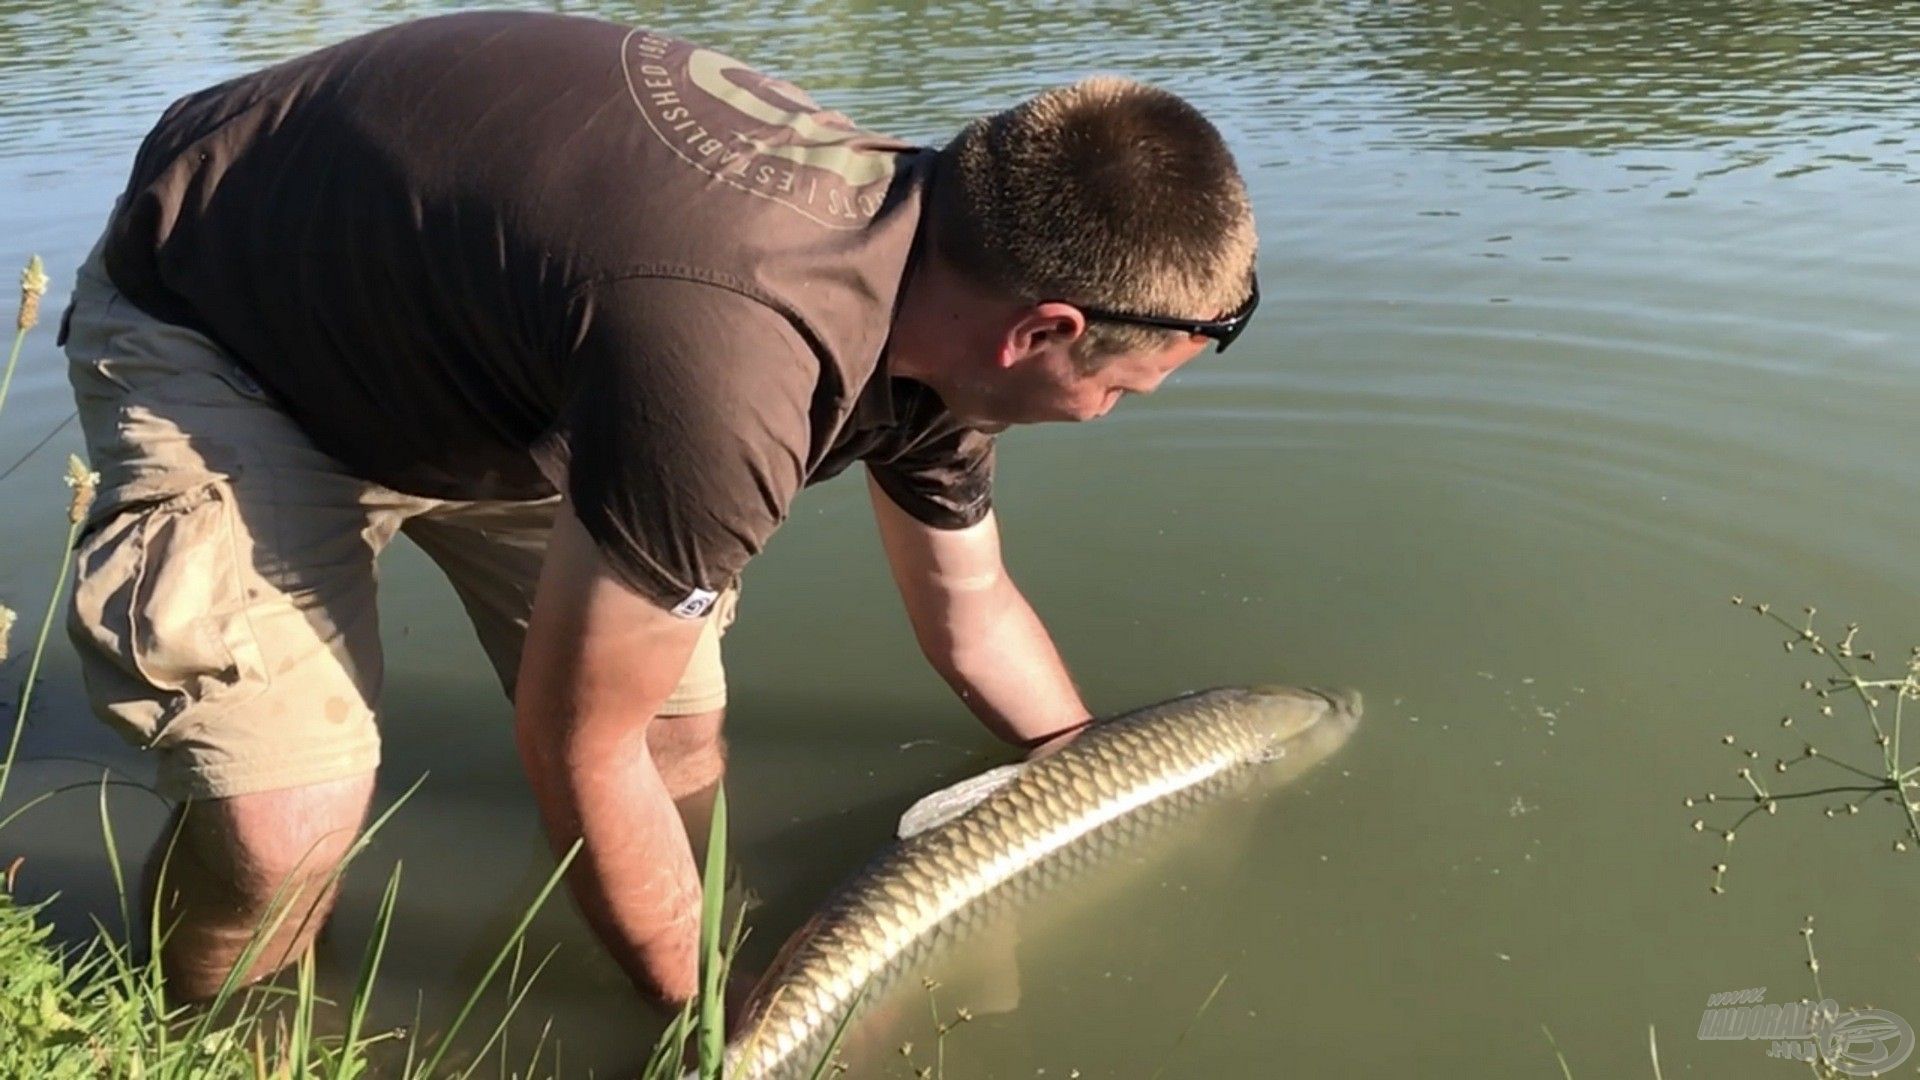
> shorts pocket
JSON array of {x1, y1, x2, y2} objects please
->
[{"x1": 68, "y1": 482, "x2": 267, "y2": 748}]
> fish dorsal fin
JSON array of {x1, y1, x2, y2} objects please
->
[{"x1": 897, "y1": 762, "x2": 1026, "y2": 839}]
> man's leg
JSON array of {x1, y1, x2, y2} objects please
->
[
  {"x1": 63, "y1": 237, "x2": 405, "y2": 998},
  {"x1": 646, "y1": 708, "x2": 727, "y2": 865},
  {"x1": 144, "y1": 773, "x2": 374, "y2": 1000}
]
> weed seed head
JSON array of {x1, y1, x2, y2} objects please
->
[
  {"x1": 63, "y1": 454, "x2": 98, "y2": 524},
  {"x1": 16, "y1": 255, "x2": 46, "y2": 332}
]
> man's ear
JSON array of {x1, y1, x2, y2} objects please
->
[{"x1": 998, "y1": 302, "x2": 1087, "y2": 368}]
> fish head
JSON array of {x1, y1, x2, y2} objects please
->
[{"x1": 1234, "y1": 684, "x2": 1363, "y2": 771}]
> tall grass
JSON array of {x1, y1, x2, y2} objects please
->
[
  {"x1": 0, "y1": 764, "x2": 586, "y2": 1077},
  {"x1": 0, "y1": 255, "x2": 72, "y2": 812}
]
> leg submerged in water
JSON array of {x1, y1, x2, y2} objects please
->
[
  {"x1": 143, "y1": 772, "x2": 375, "y2": 1001},
  {"x1": 649, "y1": 707, "x2": 728, "y2": 869}
]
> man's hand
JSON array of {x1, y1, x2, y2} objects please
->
[
  {"x1": 514, "y1": 504, "x2": 709, "y2": 1007},
  {"x1": 867, "y1": 471, "x2": 1092, "y2": 747}
]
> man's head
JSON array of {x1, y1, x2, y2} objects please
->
[{"x1": 893, "y1": 76, "x2": 1258, "y2": 429}]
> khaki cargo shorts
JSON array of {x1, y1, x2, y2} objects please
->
[{"x1": 61, "y1": 236, "x2": 736, "y2": 801}]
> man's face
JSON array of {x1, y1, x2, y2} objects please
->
[{"x1": 944, "y1": 327, "x2": 1211, "y2": 432}]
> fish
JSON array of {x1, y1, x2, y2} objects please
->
[{"x1": 713, "y1": 684, "x2": 1362, "y2": 1079}]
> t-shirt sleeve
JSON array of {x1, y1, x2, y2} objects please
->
[
  {"x1": 865, "y1": 405, "x2": 997, "y2": 530},
  {"x1": 539, "y1": 276, "x2": 816, "y2": 612}
]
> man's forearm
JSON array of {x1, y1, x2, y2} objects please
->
[
  {"x1": 926, "y1": 577, "x2": 1091, "y2": 745},
  {"x1": 864, "y1": 482, "x2": 1089, "y2": 747},
  {"x1": 513, "y1": 506, "x2": 714, "y2": 1008},
  {"x1": 516, "y1": 712, "x2": 702, "y2": 1006}
]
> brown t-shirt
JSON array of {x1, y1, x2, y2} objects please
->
[{"x1": 97, "y1": 11, "x2": 994, "y2": 612}]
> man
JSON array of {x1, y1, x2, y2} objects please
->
[{"x1": 59, "y1": 11, "x2": 1258, "y2": 1008}]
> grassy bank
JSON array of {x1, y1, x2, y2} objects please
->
[
  {"x1": 0, "y1": 779, "x2": 760, "y2": 1079},
  {"x1": 0, "y1": 778, "x2": 588, "y2": 1079}
]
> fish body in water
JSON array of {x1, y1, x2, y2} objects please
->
[{"x1": 718, "y1": 685, "x2": 1361, "y2": 1079}]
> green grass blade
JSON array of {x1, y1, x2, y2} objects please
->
[
  {"x1": 456, "y1": 943, "x2": 561, "y2": 1080},
  {"x1": 0, "y1": 325, "x2": 27, "y2": 420},
  {"x1": 1543, "y1": 1023, "x2": 1575, "y2": 1080},
  {"x1": 0, "y1": 516, "x2": 81, "y2": 809},
  {"x1": 292, "y1": 947, "x2": 318, "y2": 1080},
  {"x1": 0, "y1": 779, "x2": 159, "y2": 836},
  {"x1": 0, "y1": 785, "x2": 69, "y2": 835},
  {"x1": 402, "y1": 990, "x2": 426, "y2": 1079},
  {"x1": 639, "y1": 1001, "x2": 696, "y2": 1080},
  {"x1": 803, "y1": 983, "x2": 867, "y2": 1080},
  {"x1": 335, "y1": 861, "x2": 405, "y2": 1080},
  {"x1": 499, "y1": 938, "x2": 528, "y2": 1076},
  {"x1": 98, "y1": 772, "x2": 131, "y2": 938},
  {"x1": 414, "y1": 838, "x2": 581, "y2": 1078},
  {"x1": 146, "y1": 810, "x2": 189, "y2": 1067},
  {"x1": 522, "y1": 1015, "x2": 556, "y2": 1080},
  {"x1": 1147, "y1": 972, "x2": 1229, "y2": 1080},
  {"x1": 697, "y1": 785, "x2": 730, "y2": 1076}
]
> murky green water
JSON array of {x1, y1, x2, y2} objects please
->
[{"x1": 4, "y1": 2, "x2": 1919, "y2": 1076}]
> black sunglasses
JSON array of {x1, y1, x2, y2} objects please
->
[{"x1": 1061, "y1": 272, "x2": 1260, "y2": 354}]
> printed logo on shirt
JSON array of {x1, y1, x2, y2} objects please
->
[
  {"x1": 670, "y1": 587, "x2": 720, "y2": 619},
  {"x1": 621, "y1": 28, "x2": 903, "y2": 228}
]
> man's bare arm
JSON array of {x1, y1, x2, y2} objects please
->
[
  {"x1": 867, "y1": 471, "x2": 1091, "y2": 748},
  {"x1": 514, "y1": 504, "x2": 709, "y2": 1006}
]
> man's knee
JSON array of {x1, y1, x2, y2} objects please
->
[
  {"x1": 647, "y1": 708, "x2": 726, "y2": 798},
  {"x1": 165, "y1": 773, "x2": 376, "y2": 903}
]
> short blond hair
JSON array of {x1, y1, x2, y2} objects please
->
[{"x1": 931, "y1": 76, "x2": 1257, "y2": 364}]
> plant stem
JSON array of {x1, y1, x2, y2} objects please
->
[
  {"x1": 1806, "y1": 755, "x2": 1889, "y2": 784},
  {"x1": 0, "y1": 325, "x2": 26, "y2": 421},
  {"x1": 1148, "y1": 973, "x2": 1231, "y2": 1080},
  {"x1": 1542, "y1": 1024, "x2": 1575, "y2": 1080},
  {"x1": 1702, "y1": 784, "x2": 1886, "y2": 803},
  {"x1": 0, "y1": 514, "x2": 82, "y2": 809},
  {"x1": 414, "y1": 838, "x2": 581, "y2": 1078},
  {"x1": 1762, "y1": 609, "x2": 1892, "y2": 767},
  {"x1": 696, "y1": 785, "x2": 730, "y2": 1076}
]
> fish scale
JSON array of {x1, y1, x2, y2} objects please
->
[{"x1": 714, "y1": 686, "x2": 1360, "y2": 1079}]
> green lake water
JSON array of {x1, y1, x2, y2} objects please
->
[{"x1": 3, "y1": 2, "x2": 1918, "y2": 1076}]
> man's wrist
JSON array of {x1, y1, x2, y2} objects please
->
[{"x1": 1018, "y1": 715, "x2": 1095, "y2": 753}]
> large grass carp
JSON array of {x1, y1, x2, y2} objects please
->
[{"x1": 721, "y1": 685, "x2": 1361, "y2": 1078}]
